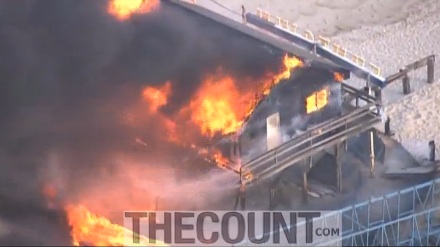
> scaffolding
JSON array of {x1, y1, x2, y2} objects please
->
[{"x1": 318, "y1": 178, "x2": 440, "y2": 246}]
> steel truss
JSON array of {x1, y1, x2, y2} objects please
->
[{"x1": 319, "y1": 178, "x2": 440, "y2": 246}]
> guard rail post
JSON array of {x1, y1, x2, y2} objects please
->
[
  {"x1": 401, "y1": 68, "x2": 411, "y2": 95},
  {"x1": 429, "y1": 141, "x2": 436, "y2": 162},
  {"x1": 427, "y1": 56, "x2": 435, "y2": 84}
]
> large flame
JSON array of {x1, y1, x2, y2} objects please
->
[
  {"x1": 306, "y1": 88, "x2": 329, "y2": 114},
  {"x1": 242, "y1": 54, "x2": 303, "y2": 124},
  {"x1": 142, "y1": 81, "x2": 172, "y2": 113},
  {"x1": 186, "y1": 74, "x2": 253, "y2": 137},
  {"x1": 108, "y1": 0, "x2": 159, "y2": 20},
  {"x1": 186, "y1": 54, "x2": 303, "y2": 137},
  {"x1": 139, "y1": 54, "x2": 302, "y2": 139},
  {"x1": 42, "y1": 55, "x2": 308, "y2": 246},
  {"x1": 65, "y1": 204, "x2": 167, "y2": 246}
]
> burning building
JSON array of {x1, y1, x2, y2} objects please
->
[
  {"x1": 0, "y1": 0, "x2": 435, "y2": 246},
  {"x1": 0, "y1": 0, "x2": 350, "y2": 245},
  {"x1": 236, "y1": 67, "x2": 346, "y2": 163}
]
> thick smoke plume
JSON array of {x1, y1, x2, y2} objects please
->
[{"x1": 0, "y1": 0, "x2": 282, "y2": 244}]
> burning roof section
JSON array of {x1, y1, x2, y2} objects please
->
[{"x1": 158, "y1": 0, "x2": 350, "y2": 134}]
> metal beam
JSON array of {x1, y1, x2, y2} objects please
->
[
  {"x1": 341, "y1": 83, "x2": 380, "y2": 104},
  {"x1": 385, "y1": 55, "x2": 436, "y2": 84},
  {"x1": 245, "y1": 13, "x2": 386, "y2": 88},
  {"x1": 163, "y1": 0, "x2": 347, "y2": 69}
]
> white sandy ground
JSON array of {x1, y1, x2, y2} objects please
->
[{"x1": 193, "y1": 0, "x2": 440, "y2": 163}]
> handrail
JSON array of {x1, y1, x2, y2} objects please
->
[
  {"x1": 256, "y1": 116, "x2": 380, "y2": 182},
  {"x1": 341, "y1": 83, "x2": 379, "y2": 104},
  {"x1": 255, "y1": 8, "x2": 382, "y2": 76},
  {"x1": 180, "y1": 1, "x2": 382, "y2": 77},
  {"x1": 244, "y1": 103, "x2": 377, "y2": 170},
  {"x1": 244, "y1": 92, "x2": 378, "y2": 169},
  {"x1": 243, "y1": 109, "x2": 381, "y2": 183}
]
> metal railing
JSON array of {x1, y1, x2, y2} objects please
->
[
  {"x1": 320, "y1": 178, "x2": 440, "y2": 246},
  {"x1": 242, "y1": 104, "x2": 381, "y2": 184},
  {"x1": 180, "y1": 1, "x2": 381, "y2": 77},
  {"x1": 241, "y1": 83, "x2": 381, "y2": 184},
  {"x1": 255, "y1": 9, "x2": 381, "y2": 77}
]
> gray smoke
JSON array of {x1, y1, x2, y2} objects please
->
[{"x1": 0, "y1": 0, "x2": 284, "y2": 245}]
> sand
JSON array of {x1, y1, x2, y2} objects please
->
[
  {"x1": 194, "y1": 0, "x2": 418, "y2": 36},
  {"x1": 191, "y1": 0, "x2": 440, "y2": 163}
]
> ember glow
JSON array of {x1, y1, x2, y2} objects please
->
[
  {"x1": 306, "y1": 88, "x2": 329, "y2": 114},
  {"x1": 108, "y1": 0, "x2": 159, "y2": 20},
  {"x1": 142, "y1": 82, "x2": 172, "y2": 113},
  {"x1": 65, "y1": 204, "x2": 167, "y2": 246},
  {"x1": 334, "y1": 72, "x2": 345, "y2": 82}
]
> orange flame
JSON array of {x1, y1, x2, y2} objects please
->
[
  {"x1": 65, "y1": 204, "x2": 167, "y2": 246},
  {"x1": 108, "y1": 0, "x2": 159, "y2": 20},
  {"x1": 213, "y1": 150, "x2": 229, "y2": 167},
  {"x1": 334, "y1": 72, "x2": 344, "y2": 82},
  {"x1": 187, "y1": 54, "x2": 303, "y2": 137},
  {"x1": 142, "y1": 82, "x2": 171, "y2": 113},
  {"x1": 306, "y1": 88, "x2": 329, "y2": 114},
  {"x1": 186, "y1": 75, "x2": 252, "y2": 137},
  {"x1": 243, "y1": 54, "x2": 303, "y2": 122}
]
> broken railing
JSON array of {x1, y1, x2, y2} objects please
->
[{"x1": 385, "y1": 55, "x2": 436, "y2": 95}]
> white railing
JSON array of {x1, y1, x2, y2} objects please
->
[{"x1": 255, "y1": 9, "x2": 381, "y2": 76}]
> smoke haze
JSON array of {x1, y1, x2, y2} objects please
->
[{"x1": 0, "y1": 0, "x2": 283, "y2": 244}]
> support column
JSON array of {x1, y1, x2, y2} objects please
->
[
  {"x1": 235, "y1": 168, "x2": 246, "y2": 211},
  {"x1": 239, "y1": 184, "x2": 246, "y2": 210},
  {"x1": 385, "y1": 117, "x2": 391, "y2": 136},
  {"x1": 369, "y1": 130, "x2": 376, "y2": 177},
  {"x1": 335, "y1": 143, "x2": 343, "y2": 192},
  {"x1": 269, "y1": 187, "x2": 275, "y2": 210},
  {"x1": 401, "y1": 69, "x2": 411, "y2": 95},
  {"x1": 302, "y1": 171, "x2": 308, "y2": 203},
  {"x1": 427, "y1": 56, "x2": 435, "y2": 84},
  {"x1": 429, "y1": 141, "x2": 436, "y2": 162},
  {"x1": 374, "y1": 87, "x2": 382, "y2": 102}
]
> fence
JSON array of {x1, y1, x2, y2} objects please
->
[{"x1": 320, "y1": 177, "x2": 440, "y2": 246}]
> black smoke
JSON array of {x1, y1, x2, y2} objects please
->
[{"x1": 0, "y1": 0, "x2": 282, "y2": 244}]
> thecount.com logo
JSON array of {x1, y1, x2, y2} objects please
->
[{"x1": 124, "y1": 211, "x2": 341, "y2": 246}]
